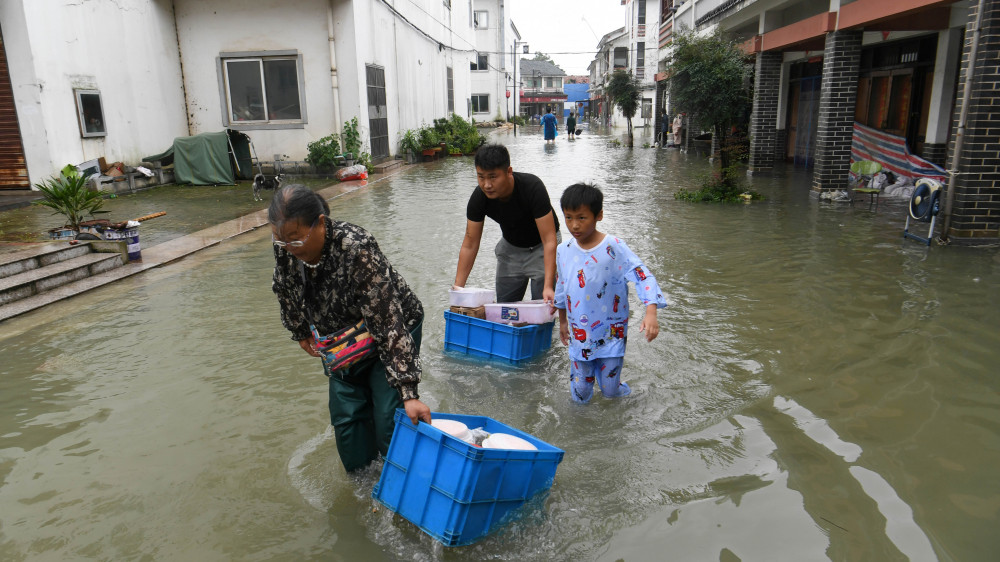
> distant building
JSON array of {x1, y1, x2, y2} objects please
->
[
  {"x1": 654, "y1": 0, "x2": 1000, "y2": 244},
  {"x1": 563, "y1": 83, "x2": 590, "y2": 120},
  {"x1": 589, "y1": 27, "x2": 627, "y2": 126},
  {"x1": 518, "y1": 59, "x2": 566, "y2": 120},
  {"x1": 0, "y1": 0, "x2": 500, "y2": 187},
  {"x1": 471, "y1": 0, "x2": 520, "y2": 122}
]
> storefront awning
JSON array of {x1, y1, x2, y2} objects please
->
[{"x1": 520, "y1": 95, "x2": 567, "y2": 103}]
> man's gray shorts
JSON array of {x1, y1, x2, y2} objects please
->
[{"x1": 494, "y1": 234, "x2": 559, "y2": 303}]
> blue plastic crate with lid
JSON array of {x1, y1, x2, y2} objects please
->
[
  {"x1": 372, "y1": 409, "x2": 565, "y2": 547},
  {"x1": 443, "y1": 310, "x2": 554, "y2": 365}
]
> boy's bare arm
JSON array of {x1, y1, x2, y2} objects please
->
[
  {"x1": 558, "y1": 309, "x2": 569, "y2": 346},
  {"x1": 639, "y1": 304, "x2": 659, "y2": 342}
]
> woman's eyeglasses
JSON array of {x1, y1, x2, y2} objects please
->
[{"x1": 272, "y1": 221, "x2": 317, "y2": 248}]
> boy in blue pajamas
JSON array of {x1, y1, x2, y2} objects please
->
[{"x1": 553, "y1": 183, "x2": 668, "y2": 403}]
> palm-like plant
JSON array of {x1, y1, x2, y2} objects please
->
[{"x1": 34, "y1": 173, "x2": 108, "y2": 231}]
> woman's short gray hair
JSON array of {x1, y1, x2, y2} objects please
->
[{"x1": 267, "y1": 184, "x2": 330, "y2": 229}]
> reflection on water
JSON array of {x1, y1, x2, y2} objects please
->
[{"x1": 1, "y1": 127, "x2": 999, "y2": 560}]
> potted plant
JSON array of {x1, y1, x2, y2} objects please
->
[
  {"x1": 34, "y1": 171, "x2": 109, "y2": 235},
  {"x1": 399, "y1": 129, "x2": 421, "y2": 163},
  {"x1": 417, "y1": 127, "x2": 440, "y2": 159}
]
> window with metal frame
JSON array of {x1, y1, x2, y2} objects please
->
[
  {"x1": 74, "y1": 90, "x2": 106, "y2": 137},
  {"x1": 447, "y1": 67, "x2": 454, "y2": 113},
  {"x1": 474, "y1": 10, "x2": 489, "y2": 29},
  {"x1": 471, "y1": 53, "x2": 488, "y2": 71},
  {"x1": 221, "y1": 53, "x2": 304, "y2": 127},
  {"x1": 471, "y1": 94, "x2": 489, "y2": 113}
]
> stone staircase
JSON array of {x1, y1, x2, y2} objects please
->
[{"x1": 0, "y1": 241, "x2": 128, "y2": 321}]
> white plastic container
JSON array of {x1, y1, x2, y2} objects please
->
[
  {"x1": 448, "y1": 287, "x2": 496, "y2": 308},
  {"x1": 481, "y1": 433, "x2": 538, "y2": 451},
  {"x1": 484, "y1": 300, "x2": 554, "y2": 324},
  {"x1": 431, "y1": 419, "x2": 474, "y2": 444}
]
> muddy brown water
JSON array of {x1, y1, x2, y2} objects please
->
[{"x1": 2, "y1": 127, "x2": 998, "y2": 561}]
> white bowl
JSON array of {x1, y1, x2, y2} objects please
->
[
  {"x1": 431, "y1": 419, "x2": 473, "y2": 444},
  {"x1": 481, "y1": 432, "x2": 537, "y2": 451}
]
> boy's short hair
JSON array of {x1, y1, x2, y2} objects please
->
[
  {"x1": 474, "y1": 143, "x2": 510, "y2": 171},
  {"x1": 560, "y1": 183, "x2": 603, "y2": 216}
]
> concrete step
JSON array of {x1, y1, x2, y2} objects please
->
[
  {"x1": 0, "y1": 251, "x2": 124, "y2": 306},
  {"x1": 0, "y1": 242, "x2": 95, "y2": 280},
  {"x1": 373, "y1": 160, "x2": 404, "y2": 174},
  {"x1": 0, "y1": 261, "x2": 147, "y2": 322}
]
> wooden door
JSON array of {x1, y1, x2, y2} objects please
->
[{"x1": 0, "y1": 23, "x2": 29, "y2": 189}]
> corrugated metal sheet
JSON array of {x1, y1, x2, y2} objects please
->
[{"x1": 0, "y1": 25, "x2": 29, "y2": 190}]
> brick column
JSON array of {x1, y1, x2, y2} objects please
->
[
  {"x1": 775, "y1": 129, "x2": 788, "y2": 163},
  {"x1": 945, "y1": 1, "x2": 1000, "y2": 244},
  {"x1": 749, "y1": 51, "x2": 782, "y2": 173},
  {"x1": 811, "y1": 30, "x2": 862, "y2": 193},
  {"x1": 921, "y1": 143, "x2": 948, "y2": 168}
]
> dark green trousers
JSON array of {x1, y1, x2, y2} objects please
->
[{"x1": 326, "y1": 321, "x2": 422, "y2": 472}]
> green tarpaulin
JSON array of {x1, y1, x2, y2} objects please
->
[{"x1": 143, "y1": 130, "x2": 253, "y2": 185}]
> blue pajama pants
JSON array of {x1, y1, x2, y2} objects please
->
[{"x1": 569, "y1": 356, "x2": 630, "y2": 403}]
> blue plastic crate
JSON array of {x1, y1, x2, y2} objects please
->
[
  {"x1": 372, "y1": 409, "x2": 565, "y2": 547},
  {"x1": 443, "y1": 310, "x2": 554, "y2": 365}
]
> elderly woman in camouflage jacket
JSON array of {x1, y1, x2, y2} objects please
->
[{"x1": 269, "y1": 184, "x2": 431, "y2": 472}]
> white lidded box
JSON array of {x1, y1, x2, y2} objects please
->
[
  {"x1": 484, "y1": 300, "x2": 554, "y2": 324},
  {"x1": 448, "y1": 287, "x2": 496, "y2": 308}
]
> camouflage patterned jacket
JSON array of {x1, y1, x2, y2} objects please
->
[{"x1": 271, "y1": 218, "x2": 424, "y2": 400}]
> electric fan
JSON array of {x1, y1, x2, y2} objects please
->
[{"x1": 903, "y1": 178, "x2": 942, "y2": 246}]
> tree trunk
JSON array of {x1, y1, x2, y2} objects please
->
[
  {"x1": 716, "y1": 124, "x2": 731, "y2": 180},
  {"x1": 626, "y1": 118, "x2": 634, "y2": 148}
]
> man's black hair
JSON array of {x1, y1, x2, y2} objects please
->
[
  {"x1": 474, "y1": 143, "x2": 511, "y2": 171},
  {"x1": 560, "y1": 183, "x2": 603, "y2": 216}
]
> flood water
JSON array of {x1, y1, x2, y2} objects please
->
[{"x1": 2, "y1": 127, "x2": 999, "y2": 561}]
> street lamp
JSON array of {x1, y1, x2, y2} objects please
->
[{"x1": 512, "y1": 41, "x2": 528, "y2": 136}]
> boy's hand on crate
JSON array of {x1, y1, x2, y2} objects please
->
[{"x1": 404, "y1": 399, "x2": 432, "y2": 425}]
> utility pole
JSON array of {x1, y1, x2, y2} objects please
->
[{"x1": 513, "y1": 41, "x2": 528, "y2": 136}]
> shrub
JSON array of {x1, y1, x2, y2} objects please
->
[
  {"x1": 675, "y1": 166, "x2": 763, "y2": 203},
  {"x1": 342, "y1": 117, "x2": 362, "y2": 157},
  {"x1": 357, "y1": 152, "x2": 374, "y2": 173},
  {"x1": 306, "y1": 134, "x2": 342, "y2": 170}
]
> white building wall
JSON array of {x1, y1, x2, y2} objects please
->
[
  {"x1": 3, "y1": 0, "x2": 188, "y2": 186},
  {"x1": 173, "y1": 0, "x2": 339, "y2": 162},
  {"x1": 471, "y1": 1, "x2": 518, "y2": 122},
  {"x1": 175, "y1": 0, "x2": 475, "y2": 160},
  {"x1": 353, "y1": 0, "x2": 476, "y2": 148}
]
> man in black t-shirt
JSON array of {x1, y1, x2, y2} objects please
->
[{"x1": 453, "y1": 144, "x2": 560, "y2": 303}]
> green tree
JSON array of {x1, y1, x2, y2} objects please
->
[
  {"x1": 667, "y1": 30, "x2": 751, "y2": 188},
  {"x1": 532, "y1": 52, "x2": 553, "y2": 62},
  {"x1": 606, "y1": 69, "x2": 641, "y2": 148}
]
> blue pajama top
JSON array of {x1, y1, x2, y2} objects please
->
[{"x1": 554, "y1": 235, "x2": 668, "y2": 361}]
